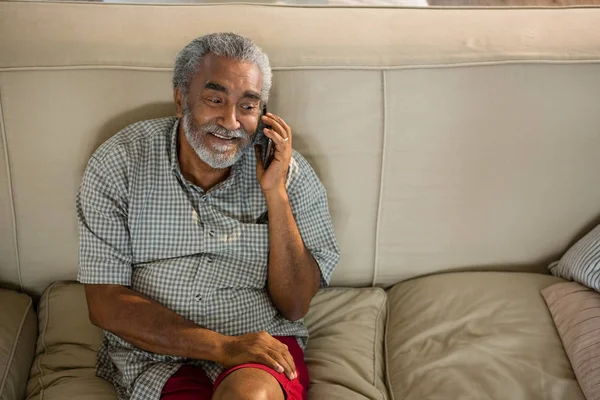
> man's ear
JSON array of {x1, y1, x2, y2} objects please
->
[{"x1": 174, "y1": 87, "x2": 184, "y2": 118}]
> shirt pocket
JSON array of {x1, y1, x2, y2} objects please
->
[
  {"x1": 238, "y1": 222, "x2": 270, "y2": 264},
  {"x1": 218, "y1": 221, "x2": 270, "y2": 287}
]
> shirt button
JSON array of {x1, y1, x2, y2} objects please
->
[
  {"x1": 207, "y1": 257, "x2": 214, "y2": 263},
  {"x1": 209, "y1": 230, "x2": 215, "y2": 237},
  {"x1": 195, "y1": 294, "x2": 202, "y2": 302},
  {"x1": 200, "y1": 196, "x2": 207, "y2": 202}
]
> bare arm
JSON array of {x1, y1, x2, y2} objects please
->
[
  {"x1": 84, "y1": 284, "x2": 223, "y2": 360},
  {"x1": 256, "y1": 112, "x2": 322, "y2": 322},
  {"x1": 265, "y1": 189, "x2": 321, "y2": 322},
  {"x1": 84, "y1": 284, "x2": 297, "y2": 379}
]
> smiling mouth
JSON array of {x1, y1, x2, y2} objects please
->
[{"x1": 208, "y1": 132, "x2": 239, "y2": 141}]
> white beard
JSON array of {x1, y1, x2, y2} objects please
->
[{"x1": 182, "y1": 108, "x2": 252, "y2": 169}]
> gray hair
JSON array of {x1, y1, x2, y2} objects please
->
[{"x1": 173, "y1": 33, "x2": 272, "y2": 103}]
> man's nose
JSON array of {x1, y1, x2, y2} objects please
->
[{"x1": 220, "y1": 104, "x2": 241, "y2": 131}]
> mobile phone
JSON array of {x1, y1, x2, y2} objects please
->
[{"x1": 257, "y1": 104, "x2": 274, "y2": 169}]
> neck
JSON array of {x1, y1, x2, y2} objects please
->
[{"x1": 177, "y1": 125, "x2": 230, "y2": 192}]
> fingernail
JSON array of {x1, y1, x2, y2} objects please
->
[
  {"x1": 292, "y1": 372, "x2": 297, "y2": 380},
  {"x1": 277, "y1": 365, "x2": 284, "y2": 373}
]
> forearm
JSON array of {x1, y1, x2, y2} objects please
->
[
  {"x1": 265, "y1": 188, "x2": 320, "y2": 321},
  {"x1": 84, "y1": 284, "x2": 225, "y2": 362}
]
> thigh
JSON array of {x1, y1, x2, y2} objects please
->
[{"x1": 161, "y1": 364, "x2": 213, "y2": 400}]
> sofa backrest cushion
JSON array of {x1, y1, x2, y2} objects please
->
[{"x1": 1, "y1": 3, "x2": 600, "y2": 294}]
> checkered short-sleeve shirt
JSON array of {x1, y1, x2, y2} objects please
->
[{"x1": 77, "y1": 117, "x2": 339, "y2": 400}]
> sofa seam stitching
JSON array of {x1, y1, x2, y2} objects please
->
[
  {"x1": 0, "y1": 86, "x2": 23, "y2": 291},
  {"x1": 36, "y1": 283, "x2": 56, "y2": 400},
  {"x1": 2, "y1": 60, "x2": 600, "y2": 73},
  {"x1": 383, "y1": 290, "x2": 394, "y2": 400},
  {"x1": 7, "y1": 1, "x2": 600, "y2": 9},
  {"x1": 372, "y1": 290, "x2": 388, "y2": 400},
  {"x1": 372, "y1": 70, "x2": 387, "y2": 286},
  {"x1": 0, "y1": 296, "x2": 32, "y2": 395}
]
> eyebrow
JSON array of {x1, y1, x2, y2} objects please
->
[
  {"x1": 242, "y1": 91, "x2": 262, "y2": 101},
  {"x1": 203, "y1": 81, "x2": 261, "y2": 102},
  {"x1": 204, "y1": 81, "x2": 228, "y2": 93}
]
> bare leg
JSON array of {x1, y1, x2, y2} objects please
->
[{"x1": 212, "y1": 368, "x2": 285, "y2": 400}]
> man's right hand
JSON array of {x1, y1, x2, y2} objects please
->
[{"x1": 218, "y1": 331, "x2": 297, "y2": 380}]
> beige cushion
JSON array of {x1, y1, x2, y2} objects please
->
[
  {"x1": 376, "y1": 64, "x2": 600, "y2": 286},
  {"x1": 0, "y1": 289, "x2": 37, "y2": 400},
  {"x1": 386, "y1": 272, "x2": 584, "y2": 400},
  {"x1": 27, "y1": 282, "x2": 387, "y2": 399},
  {"x1": 27, "y1": 282, "x2": 115, "y2": 400},
  {"x1": 542, "y1": 282, "x2": 600, "y2": 400},
  {"x1": 304, "y1": 288, "x2": 388, "y2": 400}
]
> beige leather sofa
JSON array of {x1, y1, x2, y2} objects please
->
[{"x1": 2, "y1": 2, "x2": 600, "y2": 399}]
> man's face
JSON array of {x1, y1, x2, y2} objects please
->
[{"x1": 176, "y1": 53, "x2": 263, "y2": 169}]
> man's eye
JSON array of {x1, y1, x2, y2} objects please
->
[
  {"x1": 241, "y1": 104, "x2": 256, "y2": 110},
  {"x1": 211, "y1": 98, "x2": 222, "y2": 104}
]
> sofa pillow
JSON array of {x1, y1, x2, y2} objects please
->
[
  {"x1": 550, "y1": 224, "x2": 600, "y2": 291},
  {"x1": 26, "y1": 282, "x2": 115, "y2": 400},
  {"x1": 541, "y1": 281, "x2": 600, "y2": 400},
  {"x1": 0, "y1": 289, "x2": 37, "y2": 400},
  {"x1": 27, "y1": 282, "x2": 388, "y2": 400},
  {"x1": 304, "y1": 287, "x2": 388, "y2": 400}
]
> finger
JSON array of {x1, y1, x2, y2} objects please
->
[
  {"x1": 260, "y1": 354, "x2": 285, "y2": 375},
  {"x1": 262, "y1": 115, "x2": 288, "y2": 139},
  {"x1": 268, "y1": 349, "x2": 295, "y2": 380},
  {"x1": 266, "y1": 113, "x2": 291, "y2": 136},
  {"x1": 279, "y1": 344, "x2": 297, "y2": 377},
  {"x1": 263, "y1": 127, "x2": 289, "y2": 147}
]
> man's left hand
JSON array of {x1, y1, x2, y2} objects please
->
[{"x1": 254, "y1": 112, "x2": 292, "y2": 194}]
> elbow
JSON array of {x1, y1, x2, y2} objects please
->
[
  {"x1": 280, "y1": 303, "x2": 310, "y2": 322},
  {"x1": 84, "y1": 285, "x2": 114, "y2": 331},
  {"x1": 87, "y1": 302, "x2": 110, "y2": 330}
]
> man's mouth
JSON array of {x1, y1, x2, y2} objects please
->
[{"x1": 208, "y1": 131, "x2": 238, "y2": 141}]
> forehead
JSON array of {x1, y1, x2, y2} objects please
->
[{"x1": 191, "y1": 52, "x2": 262, "y2": 95}]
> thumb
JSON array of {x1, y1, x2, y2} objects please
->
[{"x1": 254, "y1": 145, "x2": 265, "y2": 179}]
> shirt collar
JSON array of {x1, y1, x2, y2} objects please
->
[{"x1": 169, "y1": 118, "x2": 184, "y2": 180}]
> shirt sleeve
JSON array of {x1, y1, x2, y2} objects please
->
[
  {"x1": 287, "y1": 152, "x2": 340, "y2": 287},
  {"x1": 77, "y1": 156, "x2": 133, "y2": 286}
]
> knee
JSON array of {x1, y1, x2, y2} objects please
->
[{"x1": 213, "y1": 382, "x2": 271, "y2": 400}]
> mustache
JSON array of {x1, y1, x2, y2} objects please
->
[{"x1": 200, "y1": 123, "x2": 247, "y2": 139}]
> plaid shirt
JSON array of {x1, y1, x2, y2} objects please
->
[{"x1": 77, "y1": 117, "x2": 339, "y2": 400}]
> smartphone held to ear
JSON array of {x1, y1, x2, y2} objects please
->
[{"x1": 256, "y1": 104, "x2": 275, "y2": 169}]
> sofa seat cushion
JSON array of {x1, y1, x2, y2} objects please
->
[
  {"x1": 0, "y1": 288, "x2": 37, "y2": 400},
  {"x1": 27, "y1": 282, "x2": 115, "y2": 400},
  {"x1": 385, "y1": 272, "x2": 584, "y2": 400},
  {"x1": 304, "y1": 287, "x2": 388, "y2": 400},
  {"x1": 27, "y1": 282, "x2": 388, "y2": 400}
]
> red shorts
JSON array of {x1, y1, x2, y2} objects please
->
[{"x1": 160, "y1": 336, "x2": 308, "y2": 400}]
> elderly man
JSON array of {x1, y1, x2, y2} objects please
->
[{"x1": 77, "y1": 33, "x2": 339, "y2": 400}]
